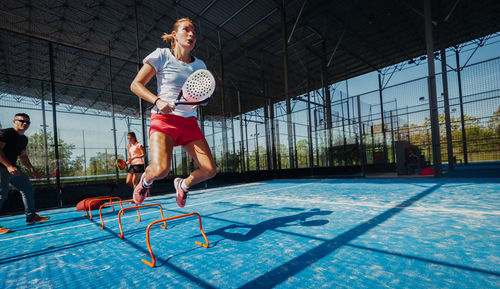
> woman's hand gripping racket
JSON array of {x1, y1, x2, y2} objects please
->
[{"x1": 175, "y1": 69, "x2": 216, "y2": 108}]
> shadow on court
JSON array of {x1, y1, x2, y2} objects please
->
[
  {"x1": 4, "y1": 215, "x2": 92, "y2": 232},
  {"x1": 346, "y1": 243, "x2": 500, "y2": 277},
  {"x1": 0, "y1": 218, "x2": 218, "y2": 289},
  {"x1": 237, "y1": 184, "x2": 443, "y2": 289},
  {"x1": 201, "y1": 209, "x2": 332, "y2": 242}
]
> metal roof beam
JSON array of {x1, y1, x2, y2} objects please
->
[
  {"x1": 349, "y1": 1, "x2": 414, "y2": 64},
  {"x1": 199, "y1": 0, "x2": 218, "y2": 17},
  {"x1": 444, "y1": 0, "x2": 461, "y2": 22},
  {"x1": 327, "y1": 30, "x2": 345, "y2": 67},
  {"x1": 28, "y1": 2, "x2": 138, "y2": 48},
  {"x1": 324, "y1": 15, "x2": 392, "y2": 67},
  {"x1": 402, "y1": 1, "x2": 438, "y2": 26},
  {"x1": 299, "y1": 15, "x2": 380, "y2": 72},
  {"x1": 224, "y1": 0, "x2": 333, "y2": 68},
  {"x1": 339, "y1": 44, "x2": 378, "y2": 71},
  {"x1": 0, "y1": 26, "x2": 138, "y2": 64},
  {"x1": 218, "y1": 0, "x2": 255, "y2": 28},
  {"x1": 287, "y1": 0, "x2": 307, "y2": 44},
  {"x1": 236, "y1": 8, "x2": 279, "y2": 38},
  {"x1": 173, "y1": 1, "x2": 237, "y2": 38}
]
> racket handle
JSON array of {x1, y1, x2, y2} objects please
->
[{"x1": 175, "y1": 97, "x2": 212, "y2": 106}]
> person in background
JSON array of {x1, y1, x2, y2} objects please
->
[
  {"x1": 0, "y1": 113, "x2": 50, "y2": 234},
  {"x1": 125, "y1": 132, "x2": 145, "y2": 189}
]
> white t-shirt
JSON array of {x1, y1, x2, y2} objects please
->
[{"x1": 143, "y1": 48, "x2": 207, "y2": 118}]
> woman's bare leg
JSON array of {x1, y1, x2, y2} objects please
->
[
  {"x1": 126, "y1": 173, "x2": 134, "y2": 188},
  {"x1": 144, "y1": 132, "x2": 175, "y2": 183},
  {"x1": 132, "y1": 172, "x2": 142, "y2": 188},
  {"x1": 182, "y1": 138, "x2": 217, "y2": 187}
]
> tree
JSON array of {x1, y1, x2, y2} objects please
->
[
  {"x1": 488, "y1": 105, "x2": 500, "y2": 137},
  {"x1": 296, "y1": 139, "x2": 309, "y2": 167},
  {"x1": 407, "y1": 112, "x2": 499, "y2": 162},
  {"x1": 88, "y1": 152, "x2": 115, "y2": 176},
  {"x1": 25, "y1": 130, "x2": 78, "y2": 178},
  {"x1": 248, "y1": 145, "x2": 267, "y2": 170},
  {"x1": 279, "y1": 144, "x2": 290, "y2": 168}
]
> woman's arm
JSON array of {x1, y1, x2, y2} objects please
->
[
  {"x1": 130, "y1": 62, "x2": 174, "y2": 114},
  {"x1": 127, "y1": 145, "x2": 146, "y2": 163},
  {"x1": 137, "y1": 146, "x2": 146, "y2": 159},
  {"x1": 126, "y1": 146, "x2": 132, "y2": 164}
]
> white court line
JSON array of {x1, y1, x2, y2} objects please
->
[
  {"x1": 183, "y1": 182, "x2": 311, "y2": 208},
  {"x1": 259, "y1": 196, "x2": 400, "y2": 209},
  {"x1": 0, "y1": 183, "x2": 265, "y2": 223},
  {"x1": 191, "y1": 181, "x2": 265, "y2": 194},
  {"x1": 405, "y1": 206, "x2": 500, "y2": 216},
  {"x1": 261, "y1": 195, "x2": 500, "y2": 216},
  {"x1": 145, "y1": 181, "x2": 264, "y2": 203},
  {"x1": 0, "y1": 182, "x2": 312, "y2": 242}
]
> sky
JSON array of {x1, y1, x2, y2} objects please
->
[{"x1": 346, "y1": 36, "x2": 500, "y2": 96}]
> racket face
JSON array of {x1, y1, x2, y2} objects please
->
[
  {"x1": 116, "y1": 159, "x2": 126, "y2": 169},
  {"x1": 181, "y1": 69, "x2": 216, "y2": 103}
]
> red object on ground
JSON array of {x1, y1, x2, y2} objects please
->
[
  {"x1": 419, "y1": 167, "x2": 434, "y2": 175},
  {"x1": 76, "y1": 197, "x2": 107, "y2": 211}
]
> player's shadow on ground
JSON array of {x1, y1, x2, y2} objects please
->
[{"x1": 202, "y1": 209, "x2": 332, "y2": 242}]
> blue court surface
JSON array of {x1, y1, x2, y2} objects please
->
[{"x1": 1, "y1": 178, "x2": 499, "y2": 288}]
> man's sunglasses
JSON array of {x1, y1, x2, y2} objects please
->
[{"x1": 15, "y1": 119, "x2": 31, "y2": 124}]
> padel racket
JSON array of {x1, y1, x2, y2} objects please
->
[
  {"x1": 116, "y1": 159, "x2": 126, "y2": 170},
  {"x1": 174, "y1": 69, "x2": 216, "y2": 105}
]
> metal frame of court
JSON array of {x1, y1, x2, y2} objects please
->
[{"x1": 1, "y1": 0, "x2": 500, "y2": 206}]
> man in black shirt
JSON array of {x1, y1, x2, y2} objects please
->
[{"x1": 0, "y1": 113, "x2": 50, "y2": 234}]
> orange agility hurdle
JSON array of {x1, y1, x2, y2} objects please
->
[
  {"x1": 117, "y1": 204, "x2": 167, "y2": 239},
  {"x1": 87, "y1": 197, "x2": 122, "y2": 220},
  {"x1": 98, "y1": 200, "x2": 138, "y2": 229},
  {"x1": 142, "y1": 212, "x2": 209, "y2": 268}
]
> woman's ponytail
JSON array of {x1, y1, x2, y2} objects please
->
[
  {"x1": 161, "y1": 18, "x2": 194, "y2": 49},
  {"x1": 161, "y1": 32, "x2": 175, "y2": 48}
]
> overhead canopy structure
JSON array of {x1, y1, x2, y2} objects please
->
[{"x1": 1, "y1": 0, "x2": 499, "y2": 117}]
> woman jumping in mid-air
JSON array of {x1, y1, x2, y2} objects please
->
[{"x1": 130, "y1": 17, "x2": 216, "y2": 207}]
